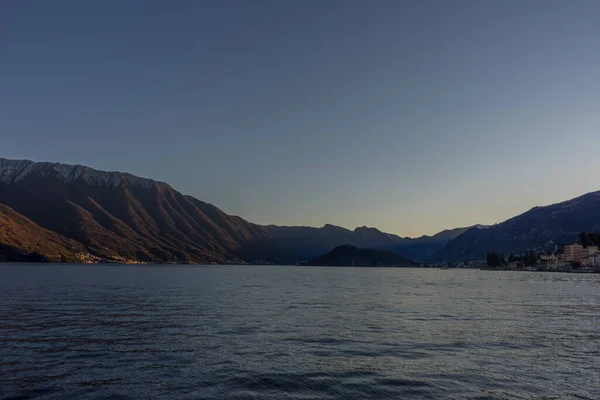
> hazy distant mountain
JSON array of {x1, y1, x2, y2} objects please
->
[
  {"x1": 0, "y1": 158, "x2": 276, "y2": 264},
  {"x1": 301, "y1": 245, "x2": 415, "y2": 267},
  {"x1": 418, "y1": 225, "x2": 489, "y2": 242},
  {"x1": 432, "y1": 191, "x2": 600, "y2": 262},
  {"x1": 262, "y1": 224, "x2": 408, "y2": 262},
  {"x1": 263, "y1": 223, "x2": 484, "y2": 263},
  {"x1": 390, "y1": 225, "x2": 489, "y2": 261}
]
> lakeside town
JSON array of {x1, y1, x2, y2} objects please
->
[
  {"x1": 428, "y1": 232, "x2": 600, "y2": 273},
  {"x1": 483, "y1": 243, "x2": 600, "y2": 272}
]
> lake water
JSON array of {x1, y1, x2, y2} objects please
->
[{"x1": 1, "y1": 265, "x2": 599, "y2": 399}]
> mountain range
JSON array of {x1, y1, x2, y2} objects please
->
[
  {"x1": 0, "y1": 158, "x2": 477, "y2": 264},
  {"x1": 262, "y1": 224, "x2": 483, "y2": 263},
  {"x1": 1, "y1": 157, "x2": 599, "y2": 264}
]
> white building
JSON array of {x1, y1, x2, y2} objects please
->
[
  {"x1": 540, "y1": 253, "x2": 557, "y2": 261},
  {"x1": 582, "y1": 254, "x2": 600, "y2": 268}
]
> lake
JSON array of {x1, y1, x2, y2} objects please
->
[{"x1": 1, "y1": 265, "x2": 599, "y2": 399}]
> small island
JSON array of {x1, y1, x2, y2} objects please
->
[{"x1": 299, "y1": 244, "x2": 416, "y2": 267}]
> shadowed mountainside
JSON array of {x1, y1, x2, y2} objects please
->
[
  {"x1": 0, "y1": 158, "x2": 278, "y2": 264},
  {"x1": 0, "y1": 204, "x2": 84, "y2": 262}
]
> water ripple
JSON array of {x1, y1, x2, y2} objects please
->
[{"x1": 1, "y1": 265, "x2": 599, "y2": 399}]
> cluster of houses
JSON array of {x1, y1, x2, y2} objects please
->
[
  {"x1": 564, "y1": 243, "x2": 600, "y2": 267},
  {"x1": 429, "y1": 260, "x2": 486, "y2": 269},
  {"x1": 507, "y1": 243, "x2": 600, "y2": 272}
]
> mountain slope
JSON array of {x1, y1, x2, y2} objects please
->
[
  {"x1": 0, "y1": 158, "x2": 274, "y2": 263},
  {"x1": 0, "y1": 204, "x2": 84, "y2": 262},
  {"x1": 432, "y1": 191, "x2": 600, "y2": 261},
  {"x1": 302, "y1": 245, "x2": 415, "y2": 267}
]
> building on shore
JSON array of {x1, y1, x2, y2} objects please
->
[
  {"x1": 539, "y1": 253, "x2": 557, "y2": 262},
  {"x1": 562, "y1": 243, "x2": 599, "y2": 262},
  {"x1": 582, "y1": 253, "x2": 600, "y2": 269},
  {"x1": 507, "y1": 261, "x2": 525, "y2": 270},
  {"x1": 544, "y1": 260, "x2": 572, "y2": 271},
  {"x1": 563, "y1": 243, "x2": 586, "y2": 262}
]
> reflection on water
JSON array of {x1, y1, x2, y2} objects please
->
[{"x1": 1, "y1": 265, "x2": 599, "y2": 399}]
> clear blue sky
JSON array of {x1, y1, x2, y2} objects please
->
[{"x1": 2, "y1": 0, "x2": 600, "y2": 237}]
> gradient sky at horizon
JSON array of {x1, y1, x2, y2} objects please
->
[{"x1": 2, "y1": 0, "x2": 600, "y2": 237}]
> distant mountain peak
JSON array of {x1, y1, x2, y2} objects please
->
[
  {"x1": 354, "y1": 226, "x2": 381, "y2": 232},
  {"x1": 322, "y1": 223, "x2": 343, "y2": 229},
  {"x1": 473, "y1": 224, "x2": 489, "y2": 229},
  {"x1": 0, "y1": 158, "x2": 162, "y2": 189}
]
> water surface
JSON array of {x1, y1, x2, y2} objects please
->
[{"x1": 1, "y1": 265, "x2": 599, "y2": 399}]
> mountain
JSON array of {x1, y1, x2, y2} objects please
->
[
  {"x1": 420, "y1": 225, "x2": 489, "y2": 242},
  {"x1": 301, "y1": 245, "x2": 416, "y2": 267},
  {"x1": 389, "y1": 225, "x2": 488, "y2": 261},
  {"x1": 432, "y1": 191, "x2": 600, "y2": 262},
  {"x1": 0, "y1": 158, "x2": 277, "y2": 264},
  {"x1": 263, "y1": 223, "x2": 483, "y2": 263}
]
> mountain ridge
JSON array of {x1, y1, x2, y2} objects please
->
[
  {"x1": 432, "y1": 190, "x2": 600, "y2": 262},
  {"x1": 0, "y1": 158, "x2": 164, "y2": 188},
  {"x1": 0, "y1": 158, "x2": 277, "y2": 263}
]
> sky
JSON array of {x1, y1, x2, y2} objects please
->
[{"x1": 2, "y1": 0, "x2": 600, "y2": 237}]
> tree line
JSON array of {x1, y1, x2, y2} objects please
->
[
  {"x1": 486, "y1": 252, "x2": 506, "y2": 267},
  {"x1": 486, "y1": 251, "x2": 538, "y2": 267},
  {"x1": 579, "y1": 232, "x2": 600, "y2": 247}
]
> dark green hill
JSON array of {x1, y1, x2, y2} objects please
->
[{"x1": 301, "y1": 245, "x2": 416, "y2": 267}]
